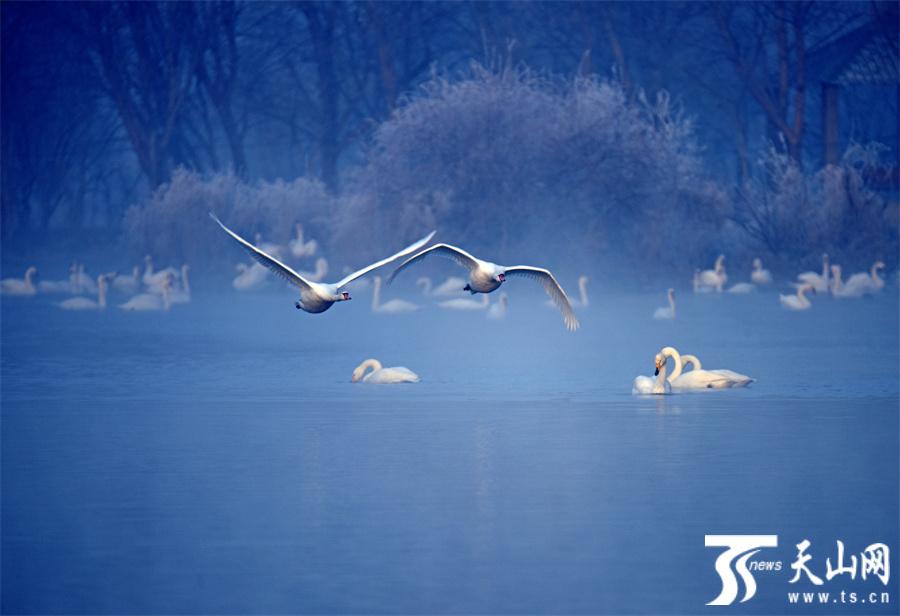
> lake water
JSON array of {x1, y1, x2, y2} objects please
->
[{"x1": 2, "y1": 282, "x2": 898, "y2": 613}]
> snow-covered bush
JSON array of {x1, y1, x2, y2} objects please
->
[
  {"x1": 338, "y1": 63, "x2": 728, "y2": 280},
  {"x1": 735, "y1": 142, "x2": 897, "y2": 268},
  {"x1": 123, "y1": 169, "x2": 334, "y2": 270}
]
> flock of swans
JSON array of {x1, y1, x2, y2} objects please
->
[
  {"x1": 0, "y1": 257, "x2": 190, "y2": 311},
  {"x1": 1, "y1": 216, "x2": 891, "y2": 393}
]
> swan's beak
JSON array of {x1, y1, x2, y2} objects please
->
[
  {"x1": 342, "y1": 292, "x2": 351, "y2": 300},
  {"x1": 498, "y1": 273, "x2": 506, "y2": 282},
  {"x1": 654, "y1": 367, "x2": 660, "y2": 376}
]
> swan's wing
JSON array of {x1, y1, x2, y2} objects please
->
[
  {"x1": 504, "y1": 266, "x2": 579, "y2": 331},
  {"x1": 336, "y1": 230, "x2": 436, "y2": 288},
  {"x1": 388, "y1": 244, "x2": 480, "y2": 284},
  {"x1": 210, "y1": 213, "x2": 313, "y2": 292}
]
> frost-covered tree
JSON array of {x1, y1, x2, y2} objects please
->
[{"x1": 338, "y1": 64, "x2": 729, "y2": 280}]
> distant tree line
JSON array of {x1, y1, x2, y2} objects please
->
[{"x1": 2, "y1": 1, "x2": 896, "y2": 274}]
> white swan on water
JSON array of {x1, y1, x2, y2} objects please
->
[
  {"x1": 120, "y1": 276, "x2": 172, "y2": 311},
  {"x1": 372, "y1": 276, "x2": 419, "y2": 313},
  {"x1": 439, "y1": 294, "x2": 489, "y2": 311},
  {"x1": 727, "y1": 282, "x2": 756, "y2": 294},
  {"x1": 653, "y1": 288, "x2": 676, "y2": 319},
  {"x1": 797, "y1": 253, "x2": 830, "y2": 293},
  {"x1": 212, "y1": 213, "x2": 434, "y2": 314},
  {"x1": 487, "y1": 293, "x2": 508, "y2": 320},
  {"x1": 351, "y1": 359, "x2": 420, "y2": 384},
  {"x1": 750, "y1": 258, "x2": 772, "y2": 285},
  {"x1": 416, "y1": 276, "x2": 468, "y2": 297},
  {"x1": 672, "y1": 351, "x2": 754, "y2": 390},
  {"x1": 289, "y1": 223, "x2": 318, "y2": 258},
  {"x1": 832, "y1": 261, "x2": 886, "y2": 297},
  {"x1": 1, "y1": 266, "x2": 37, "y2": 296},
  {"x1": 112, "y1": 265, "x2": 141, "y2": 295},
  {"x1": 233, "y1": 262, "x2": 268, "y2": 290},
  {"x1": 389, "y1": 243, "x2": 578, "y2": 331},
  {"x1": 696, "y1": 255, "x2": 727, "y2": 292},
  {"x1": 60, "y1": 275, "x2": 109, "y2": 310},
  {"x1": 632, "y1": 346, "x2": 677, "y2": 395},
  {"x1": 780, "y1": 283, "x2": 814, "y2": 310},
  {"x1": 298, "y1": 257, "x2": 328, "y2": 282}
]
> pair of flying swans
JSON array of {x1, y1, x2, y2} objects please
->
[{"x1": 212, "y1": 215, "x2": 578, "y2": 330}]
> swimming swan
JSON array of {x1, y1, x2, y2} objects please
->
[
  {"x1": 416, "y1": 276, "x2": 468, "y2": 297},
  {"x1": 697, "y1": 255, "x2": 727, "y2": 292},
  {"x1": 389, "y1": 243, "x2": 578, "y2": 331},
  {"x1": 289, "y1": 223, "x2": 318, "y2": 258},
  {"x1": 120, "y1": 276, "x2": 172, "y2": 311},
  {"x1": 632, "y1": 346, "x2": 679, "y2": 394},
  {"x1": 653, "y1": 288, "x2": 676, "y2": 319},
  {"x1": 351, "y1": 359, "x2": 420, "y2": 384},
  {"x1": 1, "y1": 266, "x2": 37, "y2": 296},
  {"x1": 671, "y1": 351, "x2": 754, "y2": 389},
  {"x1": 439, "y1": 294, "x2": 489, "y2": 310},
  {"x1": 372, "y1": 276, "x2": 419, "y2": 313},
  {"x1": 750, "y1": 258, "x2": 772, "y2": 285},
  {"x1": 212, "y1": 213, "x2": 434, "y2": 314},
  {"x1": 780, "y1": 283, "x2": 814, "y2": 310},
  {"x1": 60, "y1": 274, "x2": 109, "y2": 310},
  {"x1": 112, "y1": 265, "x2": 141, "y2": 295},
  {"x1": 797, "y1": 253, "x2": 830, "y2": 293},
  {"x1": 834, "y1": 261, "x2": 886, "y2": 297},
  {"x1": 298, "y1": 257, "x2": 328, "y2": 282},
  {"x1": 487, "y1": 293, "x2": 508, "y2": 320},
  {"x1": 727, "y1": 282, "x2": 756, "y2": 294}
]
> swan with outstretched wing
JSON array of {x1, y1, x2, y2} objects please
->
[
  {"x1": 389, "y1": 243, "x2": 579, "y2": 331},
  {"x1": 211, "y1": 213, "x2": 434, "y2": 314}
]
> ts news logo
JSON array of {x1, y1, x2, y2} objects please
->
[{"x1": 705, "y1": 535, "x2": 779, "y2": 605}]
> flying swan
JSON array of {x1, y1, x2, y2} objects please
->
[
  {"x1": 388, "y1": 243, "x2": 578, "y2": 331},
  {"x1": 351, "y1": 359, "x2": 420, "y2": 384},
  {"x1": 211, "y1": 213, "x2": 434, "y2": 314}
]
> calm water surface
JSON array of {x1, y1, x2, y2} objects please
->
[{"x1": 3, "y1": 286, "x2": 898, "y2": 613}]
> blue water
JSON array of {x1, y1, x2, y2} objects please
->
[{"x1": 2, "y1": 285, "x2": 898, "y2": 613}]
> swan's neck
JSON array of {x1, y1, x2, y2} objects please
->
[
  {"x1": 182, "y1": 268, "x2": 190, "y2": 293},
  {"x1": 417, "y1": 277, "x2": 432, "y2": 295},
  {"x1": 682, "y1": 355, "x2": 702, "y2": 371},
  {"x1": 822, "y1": 258, "x2": 829, "y2": 279},
  {"x1": 372, "y1": 278, "x2": 382, "y2": 310},
  {"x1": 655, "y1": 362, "x2": 668, "y2": 390},
  {"x1": 797, "y1": 286, "x2": 809, "y2": 301},
  {"x1": 316, "y1": 259, "x2": 327, "y2": 278},
  {"x1": 98, "y1": 278, "x2": 107, "y2": 307},
  {"x1": 358, "y1": 358, "x2": 382, "y2": 381},
  {"x1": 579, "y1": 278, "x2": 588, "y2": 305},
  {"x1": 661, "y1": 346, "x2": 683, "y2": 382},
  {"x1": 668, "y1": 290, "x2": 675, "y2": 314},
  {"x1": 24, "y1": 269, "x2": 36, "y2": 287},
  {"x1": 871, "y1": 264, "x2": 883, "y2": 286}
]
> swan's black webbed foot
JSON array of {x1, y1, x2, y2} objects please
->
[{"x1": 295, "y1": 302, "x2": 301, "y2": 310}]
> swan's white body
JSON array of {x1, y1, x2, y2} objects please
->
[
  {"x1": 416, "y1": 276, "x2": 468, "y2": 297},
  {"x1": 120, "y1": 282, "x2": 171, "y2": 311},
  {"x1": 780, "y1": 283, "x2": 814, "y2": 310},
  {"x1": 439, "y1": 294, "x2": 489, "y2": 311},
  {"x1": 727, "y1": 282, "x2": 756, "y2": 294},
  {"x1": 389, "y1": 243, "x2": 578, "y2": 331},
  {"x1": 351, "y1": 359, "x2": 419, "y2": 383},
  {"x1": 833, "y1": 262, "x2": 885, "y2": 297},
  {"x1": 750, "y1": 258, "x2": 772, "y2": 285},
  {"x1": 289, "y1": 223, "x2": 318, "y2": 258},
  {"x1": 487, "y1": 293, "x2": 508, "y2": 320},
  {"x1": 212, "y1": 214, "x2": 435, "y2": 315},
  {"x1": 671, "y1": 352, "x2": 754, "y2": 390},
  {"x1": 797, "y1": 254, "x2": 830, "y2": 293},
  {"x1": 696, "y1": 255, "x2": 727, "y2": 292},
  {"x1": 653, "y1": 288, "x2": 676, "y2": 319},
  {"x1": 372, "y1": 276, "x2": 419, "y2": 313},
  {"x1": 1, "y1": 266, "x2": 37, "y2": 296},
  {"x1": 632, "y1": 346, "x2": 677, "y2": 395},
  {"x1": 233, "y1": 262, "x2": 269, "y2": 290},
  {"x1": 60, "y1": 275, "x2": 108, "y2": 310},
  {"x1": 298, "y1": 258, "x2": 328, "y2": 282},
  {"x1": 112, "y1": 266, "x2": 141, "y2": 295},
  {"x1": 142, "y1": 256, "x2": 178, "y2": 288}
]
